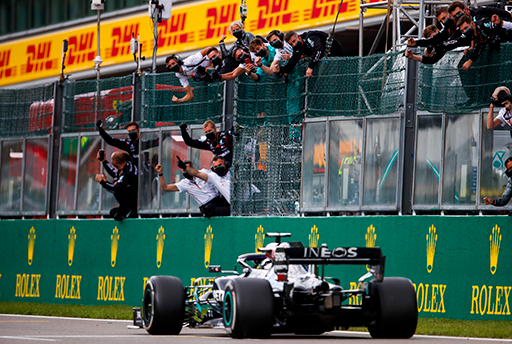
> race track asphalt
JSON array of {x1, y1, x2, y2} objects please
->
[{"x1": 0, "y1": 314, "x2": 511, "y2": 344}]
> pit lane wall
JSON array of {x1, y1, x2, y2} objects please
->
[{"x1": 0, "y1": 216, "x2": 510, "y2": 321}]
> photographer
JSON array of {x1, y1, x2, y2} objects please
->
[
  {"x1": 484, "y1": 157, "x2": 512, "y2": 206},
  {"x1": 487, "y1": 86, "x2": 512, "y2": 130},
  {"x1": 95, "y1": 151, "x2": 138, "y2": 221},
  {"x1": 155, "y1": 161, "x2": 228, "y2": 218}
]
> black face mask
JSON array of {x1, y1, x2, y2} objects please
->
[
  {"x1": 271, "y1": 40, "x2": 283, "y2": 49},
  {"x1": 214, "y1": 165, "x2": 227, "y2": 176},
  {"x1": 167, "y1": 64, "x2": 181, "y2": 73},
  {"x1": 442, "y1": 16, "x2": 456, "y2": 29},
  {"x1": 183, "y1": 172, "x2": 193, "y2": 180},
  {"x1": 211, "y1": 55, "x2": 222, "y2": 67},
  {"x1": 233, "y1": 30, "x2": 244, "y2": 39},
  {"x1": 128, "y1": 131, "x2": 138, "y2": 140},
  {"x1": 293, "y1": 39, "x2": 303, "y2": 51},
  {"x1": 238, "y1": 52, "x2": 249, "y2": 62},
  {"x1": 505, "y1": 169, "x2": 512, "y2": 178},
  {"x1": 206, "y1": 131, "x2": 216, "y2": 141},
  {"x1": 256, "y1": 47, "x2": 266, "y2": 57}
]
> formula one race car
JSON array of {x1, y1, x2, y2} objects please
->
[{"x1": 142, "y1": 233, "x2": 418, "y2": 338}]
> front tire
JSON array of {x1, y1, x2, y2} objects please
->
[
  {"x1": 223, "y1": 278, "x2": 274, "y2": 338},
  {"x1": 143, "y1": 275, "x2": 185, "y2": 335},
  {"x1": 368, "y1": 277, "x2": 418, "y2": 338}
]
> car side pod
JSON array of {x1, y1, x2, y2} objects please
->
[
  {"x1": 223, "y1": 278, "x2": 275, "y2": 339},
  {"x1": 367, "y1": 277, "x2": 418, "y2": 339},
  {"x1": 143, "y1": 275, "x2": 185, "y2": 335}
]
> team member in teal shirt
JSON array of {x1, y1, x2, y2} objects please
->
[{"x1": 244, "y1": 38, "x2": 279, "y2": 81}]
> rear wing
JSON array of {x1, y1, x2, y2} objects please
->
[{"x1": 277, "y1": 246, "x2": 385, "y2": 282}]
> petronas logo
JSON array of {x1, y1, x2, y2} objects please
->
[
  {"x1": 309, "y1": 225, "x2": 319, "y2": 248},
  {"x1": 255, "y1": 225, "x2": 265, "y2": 253},
  {"x1": 365, "y1": 225, "x2": 377, "y2": 271},
  {"x1": 28, "y1": 226, "x2": 36, "y2": 266},
  {"x1": 426, "y1": 225, "x2": 437, "y2": 273},
  {"x1": 204, "y1": 226, "x2": 213, "y2": 268},
  {"x1": 490, "y1": 225, "x2": 501, "y2": 275},
  {"x1": 68, "y1": 226, "x2": 77, "y2": 266},
  {"x1": 111, "y1": 227, "x2": 120, "y2": 267},
  {"x1": 156, "y1": 226, "x2": 165, "y2": 268}
]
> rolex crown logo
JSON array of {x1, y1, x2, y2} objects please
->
[
  {"x1": 365, "y1": 225, "x2": 377, "y2": 271},
  {"x1": 490, "y1": 225, "x2": 501, "y2": 275},
  {"x1": 28, "y1": 226, "x2": 36, "y2": 266},
  {"x1": 111, "y1": 226, "x2": 120, "y2": 267},
  {"x1": 426, "y1": 225, "x2": 437, "y2": 273},
  {"x1": 204, "y1": 226, "x2": 214, "y2": 268},
  {"x1": 68, "y1": 226, "x2": 77, "y2": 266},
  {"x1": 156, "y1": 226, "x2": 165, "y2": 268},
  {"x1": 255, "y1": 225, "x2": 265, "y2": 253},
  {"x1": 309, "y1": 225, "x2": 319, "y2": 248}
]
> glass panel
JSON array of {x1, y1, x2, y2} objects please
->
[
  {"x1": 327, "y1": 119, "x2": 363, "y2": 208},
  {"x1": 32, "y1": 0, "x2": 47, "y2": 29},
  {"x1": 160, "y1": 130, "x2": 190, "y2": 211},
  {"x1": 302, "y1": 122, "x2": 326, "y2": 209},
  {"x1": 363, "y1": 118, "x2": 400, "y2": 207},
  {"x1": 139, "y1": 131, "x2": 160, "y2": 211},
  {"x1": 77, "y1": 135, "x2": 102, "y2": 212},
  {"x1": 23, "y1": 138, "x2": 48, "y2": 213},
  {"x1": 0, "y1": 140, "x2": 23, "y2": 213},
  {"x1": 442, "y1": 114, "x2": 479, "y2": 206},
  {"x1": 16, "y1": 0, "x2": 29, "y2": 32},
  {"x1": 481, "y1": 111, "x2": 511, "y2": 205},
  {"x1": 414, "y1": 116, "x2": 442, "y2": 206},
  {"x1": 57, "y1": 136, "x2": 78, "y2": 212},
  {"x1": 50, "y1": 0, "x2": 65, "y2": 25}
]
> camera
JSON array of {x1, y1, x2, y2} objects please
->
[{"x1": 98, "y1": 149, "x2": 105, "y2": 161}]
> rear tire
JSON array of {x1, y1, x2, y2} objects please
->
[
  {"x1": 223, "y1": 278, "x2": 274, "y2": 338},
  {"x1": 368, "y1": 277, "x2": 418, "y2": 338},
  {"x1": 143, "y1": 275, "x2": 185, "y2": 335}
]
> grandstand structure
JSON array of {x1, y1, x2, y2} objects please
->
[{"x1": 1, "y1": 0, "x2": 511, "y2": 218}]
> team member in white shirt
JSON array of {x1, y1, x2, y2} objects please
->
[
  {"x1": 179, "y1": 155, "x2": 231, "y2": 205},
  {"x1": 155, "y1": 160, "x2": 229, "y2": 218},
  {"x1": 165, "y1": 47, "x2": 211, "y2": 104},
  {"x1": 487, "y1": 86, "x2": 512, "y2": 130}
]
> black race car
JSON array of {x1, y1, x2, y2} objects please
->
[{"x1": 142, "y1": 233, "x2": 418, "y2": 338}]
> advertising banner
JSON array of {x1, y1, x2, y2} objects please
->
[
  {"x1": 0, "y1": 216, "x2": 510, "y2": 321},
  {"x1": 0, "y1": 0, "x2": 385, "y2": 87}
]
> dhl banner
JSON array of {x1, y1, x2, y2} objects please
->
[{"x1": 0, "y1": 0, "x2": 385, "y2": 87}]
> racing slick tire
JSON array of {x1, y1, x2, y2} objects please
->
[
  {"x1": 367, "y1": 277, "x2": 418, "y2": 339},
  {"x1": 143, "y1": 275, "x2": 185, "y2": 335},
  {"x1": 223, "y1": 278, "x2": 274, "y2": 338}
]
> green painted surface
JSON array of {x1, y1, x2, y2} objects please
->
[{"x1": 0, "y1": 216, "x2": 510, "y2": 321}]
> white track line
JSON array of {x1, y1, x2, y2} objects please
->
[
  {"x1": 331, "y1": 331, "x2": 512, "y2": 342},
  {"x1": 0, "y1": 314, "x2": 130, "y2": 323}
]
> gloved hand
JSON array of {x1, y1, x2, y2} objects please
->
[
  {"x1": 179, "y1": 122, "x2": 188, "y2": 130},
  {"x1": 177, "y1": 155, "x2": 187, "y2": 170},
  {"x1": 96, "y1": 119, "x2": 103, "y2": 129}
]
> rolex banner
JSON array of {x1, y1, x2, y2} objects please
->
[{"x1": 0, "y1": 216, "x2": 510, "y2": 320}]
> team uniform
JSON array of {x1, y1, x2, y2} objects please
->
[
  {"x1": 205, "y1": 170, "x2": 231, "y2": 204},
  {"x1": 175, "y1": 52, "x2": 211, "y2": 88},
  {"x1": 180, "y1": 127, "x2": 234, "y2": 168},
  {"x1": 496, "y1": 107, "x2": 512, "y2": 128},
  {"x1": 100, "y1": 161, "x2": 138, "y2": 221}
]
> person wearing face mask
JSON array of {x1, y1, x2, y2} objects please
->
[
  {"x1": 179, "y1": 155, "x2": 231, "y2": 206},
  {"x1": 245, "y1": 38, "x2": 279, "y2": 81},
  {"x1": 266, "y1": 30, "x2": 294, "y2": 74},
  {"x1": 448, "y1": 1, "x2": 511, "y2": 25},
  {"x1": 179, "y1": 120, "x2": 234, "y2": 168},
  {"x1": 486, "y1": 86, "x2": 512, "y2": 130},
  {"x1": 283, "y1": 30, "x2": 344, "y2": 78},
  {"x1": 154, "y1": 160, "x2": 229, "y2": 218},
  {"x1": 96, "y1": 121, "x2": 159, "y2": 168},
  {"x1": 484, "y1": 157, "x2": 512, "y2": 207},
  {"x1": 219, "y1": 21, "x2": 255, "y2": 60},
  {"x1": 95, "y1": 151, "x2": 138, "y2": 221},
  {"x1": 165, "y1": 47, "x2": 212, "y2": 103},
  {"x1": 456, "y1": 14, "x2": 502, "y2": 71}
]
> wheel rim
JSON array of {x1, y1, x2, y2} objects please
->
[
  {"x1": 223, "y1": 291, "x2": 233, "y2": 327},
  {"x1": 143, "y1": 287, "x2": 153, "y2": 326}
]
